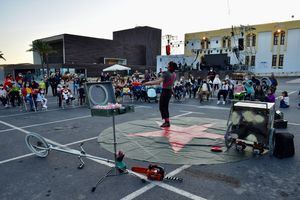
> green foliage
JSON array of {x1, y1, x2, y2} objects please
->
[
  {"x1": 0, "y1": 51, "x2": 6, "y2": 61},
  {"x1": 27, "y1": 40, "x2": 56, "y2": 76}
]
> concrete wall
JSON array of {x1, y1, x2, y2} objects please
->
[
  {"x1": 113, "y1": 26, "x2": 161, "y2": 66},
  {"x1": 255, "y1": 32, "x2": 273, "y2": 73},
  {"x1": 64, "y1": 34, "x2": 146, "y2": 66},
  {"x1": 285, "y1": 29, "x2": 300, "y2": 72}
]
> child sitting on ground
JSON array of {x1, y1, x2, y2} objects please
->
[{"x1": 279, "y1": 91, "x2": 289, "y2": 108}]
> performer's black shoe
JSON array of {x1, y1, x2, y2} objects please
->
[{"x1": 160, "y1": 122, "x2": 170, "y2": 127}]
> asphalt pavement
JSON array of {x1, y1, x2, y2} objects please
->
[{"x1": 0, "y1": 77, "x2": 299, "y2": 200}]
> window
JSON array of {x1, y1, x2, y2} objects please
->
[
  {"x1": 272, "y1": 55, "x2": 277, "y2": 66},
  {"x1": 246, "y1": 35, "x2": 251, "y2": 47},
  {"x1": 251, "y1": 56, "x2": 255, "y2": 66},
  {"x1": 273, "y1": 33, "x2": 279, "y2": 45},
  {"x1": 279, "y1": 55, "x2": 284, "y2": 67},
  {"x1": 245, "y1": 56, "x2": 250, "y2": 66},
  {"x1": 252, "y1": 35, "x2": 256, "y2": 47},
  {"x1": 228, "y1": 39, "x2": 231, "y2": 48},
  {"x1": 222, "y1": 39, "x2": 226, "y2": 48},
  {"x1": 280, "y1": 32, "x2": 285, "y2": 45}
]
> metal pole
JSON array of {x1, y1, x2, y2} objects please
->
[{"x1": 112, "y1": 109, "x2": 118, "y2": 175}]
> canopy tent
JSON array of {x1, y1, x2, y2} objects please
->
[{"x1": 103, "y1": 64, "x2": 131, "y2": 72}]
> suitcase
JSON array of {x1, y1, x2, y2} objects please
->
[
  {"x1": 274, "y1": 110, "x2": 284, "y2": 120},
  {"x1": 273, "y1": 132, "x2": 295, "y2": 158},
  {"x1": 274, "y1": 119, "x2": 288, "y2": 129}
]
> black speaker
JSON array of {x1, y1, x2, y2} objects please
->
[
  {"x1": 238, "y1": 38, "x2": 244, "y2": 50},
  {"x1": 273, "y1": 132, "x2": 295, "y2": 158}
]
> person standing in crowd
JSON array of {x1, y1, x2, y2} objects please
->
[
  {"x1": 43, "y1": 75, "x2": 49, "y2": 96},
  {"x1": 144, "y1": 70, "x2": 151, "y2": 82},
  {"x1": 269, "y1": 73, "x2": 278, "y2": 93},
  {"x1": 24, "y1": 71, "x2": 34, "y2": 84},
  {"x1": 207, "y1": 67, "x2": 216, "y2": 82},
  {"x1": 143, "y1": 61, "x2": 177, "y2": 127}
]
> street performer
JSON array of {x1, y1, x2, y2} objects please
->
[{"x1": 143, "y1": 61, "x2": 177, "y2": 127}]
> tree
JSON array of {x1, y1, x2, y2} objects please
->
[
  {"x1": 27, "y1": 40, "x2": 55, "y2": 76},
  {"x1": 0, "y1": 51, "x2": 6, "y2": 61}
]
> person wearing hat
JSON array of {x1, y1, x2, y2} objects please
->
[{"x1": 143, "y1": 61, "x2": 177, "y2": 127}]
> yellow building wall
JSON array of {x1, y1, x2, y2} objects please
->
[{"x1": 184, "y1": 20, "x2": 300, "y2": 58}]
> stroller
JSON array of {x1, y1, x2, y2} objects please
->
[
  {"x1": 133, "y1": 85, "x2": 148, "y2": 102},
  {"x1": 146, "y1": 86, "x2": 158, "y2": 103}
]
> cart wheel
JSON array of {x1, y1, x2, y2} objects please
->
[
  {"x1": 268, "y1": 128, "x2": 275, "y2": 156},
  {"x1": 25, "y1": 132, "x2": 50, "y2": 157},
  {"x1": 235, "y1": 141, "x2": 246, "y2": 151},
  {"x1": 252, "y1": 143, "x2": 264, "y2": 155},
  {"x1": 224, "y1": 122, "x2": 235, "y2": 149}
]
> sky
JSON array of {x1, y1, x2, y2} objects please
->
[{"x1": 0, "y1": 0, "x2": 299, "y2": 64}]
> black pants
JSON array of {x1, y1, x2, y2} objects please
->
[
  {"x1": 217, "y1": 90, "x2": 228, "y2": 101},
  {"x1": 159, "y1": 89, "x2": 172, "y2": 119},
  {"x1": 9, "y1": 91, "x2": 21, "y2": 107},
  {"x1": 0, "y1": 97, "x2": 8, "y2": 106}
]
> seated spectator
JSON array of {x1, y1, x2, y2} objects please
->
[
  {"x1": 243, "y1": 80, "x2": 255, "y2": 100},
  {"x1": 36, "y1": 89, "x2": 48, "y2": 110},
  {"x1": 279, "y1": 91, "x2": 289, "y2": 108},
  {"x1": 197, "y1": 79, "x2": 211, "y2": 103},
  {"x1": 265, "y1": 89, "x2": 275, "y2": 103},
  {"x1": 0, "y1": 84, "x2": 8, "y2": 108},
  {"x1": 21, "y1": 83, "x2": 35, "y2": 111},
  {"x1": 233, "y1": 81, "x2": 246, "y2": 100},
  {"x1": 62, "y1": 85, "x2": 75, "y2": 105},
  {"x1": 217, "y1": 81, "x2": 229, "y2": 105},
  {"x1": 8, "y1": 82, "x2": 21, "y2": 107},
  {"x1": 212, "y1": 74, "x2": 221, "y2": 91},
  {"x1": 254, "y1": 85, "x2": 266, "y2": 102},
  {"x1": 174, "y1": 82, "x2": 185, "y2": 100}
]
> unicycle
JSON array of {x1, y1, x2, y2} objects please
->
[{"x1": 25, "y1": 132, "x2": 50, "y2": 157}]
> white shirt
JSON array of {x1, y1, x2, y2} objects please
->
[
  {"x1": 283, "y1": 96, "x2": 289, "y2": 105},
  {"x1": 0, "y1": 89, "x2": 7, "y2": 97},
  {"x1": 221, "y1": 84, "x2": 229, "y2": 90}
]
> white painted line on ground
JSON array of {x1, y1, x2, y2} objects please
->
[
  {"x1": 120, "y1": 184, "x2": 157, "y2": 200},
  {"x1": 0, "y1": 153, "x2": 34, "y2": 165},
  {"x1": 0, "y1": 105, "x2": 84, "y2": 118},
  {"x1": 0, "y1": 136, "x2": 98, "y2": 165},
  {"x1": 0, "y1": 115, "x2": 91, "y2": 133},
  {"x1": 135, "y1": 105, "x2": 152, "y2": 108},
  {"x1": 121, "y1": 165, "x2": 206, "y2": 200},
  {"x1": 165, "y1": 164, "x2": 190, "y2": 177},
  {"x1": 286, "y1": 78, "x2": 300, "y2": 84},
  {"x1": 0, "y1": 112, "x2": 205, "y2": 200},
  {"x1": 179, "y1": 110, "x2": 205, "y2": 115},
  {"x1": 172, "y1": 112, "x2": 193, "y2": 118},
  {"x1": 157, "y1": 183, "x2": 206, "y2": 200},
  {"x1": 288, "y1": 122, "x2": 300, "y2": 126},
  {"x1": 173, "y1": 103, "x2": 230, "y2": 110}
]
